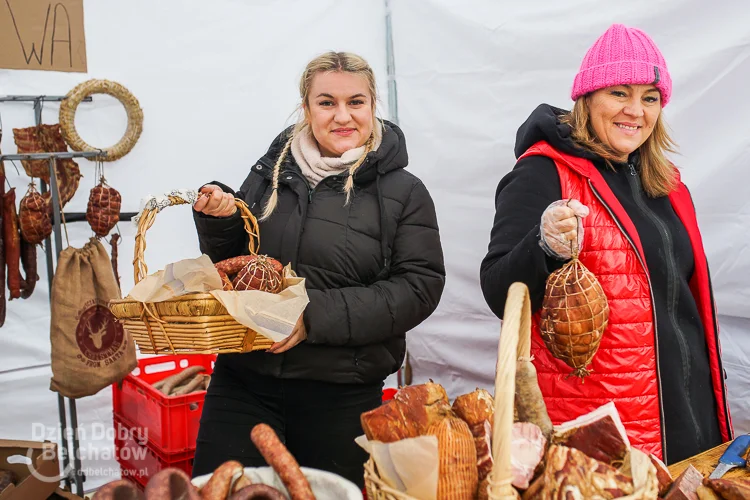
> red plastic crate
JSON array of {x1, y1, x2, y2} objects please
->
[
  {"x1": 114, "y1": 416, "x2": 193, "y2": 488},
  {"x1": 382, "y1": 388, "x2": 397, "y2": 402},
  {"x1": 112, "y1": 354, "x2": 215, "y2": 454}
]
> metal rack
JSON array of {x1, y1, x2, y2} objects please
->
[{"x1": 0, "y1": 95, "x2": 134, "y2": 496}]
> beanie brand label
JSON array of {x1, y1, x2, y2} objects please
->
[{"x1": 653, "y1": 66, "x2": 661, "y2": 85}]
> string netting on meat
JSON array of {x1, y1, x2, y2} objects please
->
[
  {"x1": 539, "y1": 205, "x2": 609, "y2": 381},
  {"x1": 86, "y1": 158, "x2": 121, "y2": 238},
  {"x1": 232, "y1": 255, "x2": 283, "y2": 293}
]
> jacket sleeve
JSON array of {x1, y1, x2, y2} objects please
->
[
  {"x1": 479, "y1": 156, "x2": 565, "y2": 318},
  {"x1": 192, "y1": 180, "x2": 250, "y2": 263},
  {"x1": 303, "y1": 181, "x2": 446, "y2": 347}
]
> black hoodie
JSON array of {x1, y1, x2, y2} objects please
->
[
  {"x1": 480, "y1": 104, "x2": 722, "y2": 464},
  {"x1": 193, "y1": 121, "x2": 446, "y2": 385}
]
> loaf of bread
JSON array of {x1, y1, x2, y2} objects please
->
[{"x1": 426, "y1": 415, "x2": 478, "y2": 500}]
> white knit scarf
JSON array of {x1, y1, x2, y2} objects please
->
[{"x1": 291, "y1": 124, "x2": 382, "y2": 188}]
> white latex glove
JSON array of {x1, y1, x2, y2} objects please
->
[{"x1": 539, "y1": 199, "x2": 590, "y2": 260}]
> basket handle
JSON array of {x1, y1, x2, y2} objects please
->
[
  {"x1": 487, "y1": 282, "x2": 532, "y2": 500},
  {"x1": 132, "y1": 193, "x2": 259, "y2": 284}
]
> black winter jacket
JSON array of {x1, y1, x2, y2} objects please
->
[{"x1": 193, "y1": 121, "x2": 445, "y2": 384}]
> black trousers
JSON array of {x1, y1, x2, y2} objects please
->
[{"x1": 191, "y1": 355, "x2": 383, "y2": 488}]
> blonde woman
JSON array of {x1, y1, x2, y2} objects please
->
[
  {"x1": 480, "y1": 24, "x2": 731, "y2": 464},
  {"x1": 191, "y1": 52, "x2": 445, "y2": 486}
]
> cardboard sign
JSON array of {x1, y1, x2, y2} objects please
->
[{"x1": 0, "y1": 0, "x2": 87, "y2": 73}]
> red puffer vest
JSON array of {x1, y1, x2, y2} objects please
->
[{"x1": 518, "y1": 141, "x2": 732, "y2": 461}]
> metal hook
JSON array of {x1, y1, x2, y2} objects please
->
[{"x1": 9, "y1": 159, "x2": 21, "y2": 177}]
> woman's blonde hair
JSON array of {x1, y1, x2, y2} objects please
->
[
  {"x1": 261, "y1": 51, "x2": 381, "y2": 220},
  {"x1": 560, "y1": 97, "x2": 678, "y2": 197}
]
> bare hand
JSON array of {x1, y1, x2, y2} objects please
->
[
  {"x1": 268, "y1": 315, "x2": 307, "y2": 354},
  {"x1": 540, "y1": 199, "x2": 589, "y2": 259},
  {"x1": 193, "y1": 184, "x2": 237, "y2": 217}
]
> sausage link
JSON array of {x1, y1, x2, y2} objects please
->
[
  {"x1": 20, "y1": 237, "x2": 38, "y2": 299},
  {"x1": 91, "y1": 479, "x2": 144, "y2": 499},
  {"x1": 111, "y1": 233, "x2": 121, "y2": 292},
  {"x1": 200, "y1": 460, "x2": 244, "y2": 500},
  {"x1": 143, "y1": 468, "x2": 200, "y2": 499},
  {"x1": 171, "y1": 373, "x2": 205, "y2": 396},
  {"x1": 250, "y1": 424, "x2": 314, "y2": 500},
  {"x1": 515, "y1": 359, "x2": 553, "y2": 440},
  {"x1": 3, "y1": 189, "x2": 22, "y2": 299},
  {"x1": 229, "y1": 484, "x2": 287, "y2": 500},
  {"x1": 158, "y1": 365, "x2": 205, "y2": 395},
  {"x1": 0, "y1": 164, "x2": 6, "y2": 327},
  {"x1": 215, "y1": 256, "x2": 256, "y2": 276}
]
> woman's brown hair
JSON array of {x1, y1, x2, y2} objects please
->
[{"x1": 560, "y1": 97, "x2": 678, "y2": 197}]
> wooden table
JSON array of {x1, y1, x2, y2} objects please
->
[{"x1": 668, "y1": 441, "x2": 750, "y2": 480}]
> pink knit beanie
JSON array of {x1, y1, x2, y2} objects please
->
[{"x1": 571, "y1": 24, "x2": 672, "y2": 106}]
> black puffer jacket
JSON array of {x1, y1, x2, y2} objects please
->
[{"x1": 193, "y1": 121, "x2": 445, "y2": 384}]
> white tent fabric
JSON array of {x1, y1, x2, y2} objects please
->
[{"x1": 0, "y1": 0, "x2": 747, "y2": 492}]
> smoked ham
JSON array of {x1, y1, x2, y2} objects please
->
[
  {"x1": 395, "y1": 381, "x2": 452, "y2": 435},
  {"x1": 361, "y1": 381, "x2": 451, "y2": 443},
  {"x1": 453, "y1": 389, "x2": 495, "y2": 482},
  {"x1": 703, "y1": 477, "x2": 750, "y2": 500},
  {"x1": 426, "y1": 415, "x2": 478, "y2": 500},
  {"x1": 361, "y1": 399, "x2": 419, "y2": 443},
  {"x1": 19, "y1": 184, "x2": 52, "y2": 244},
  {"x1": 664, "y1": 465, "x2": 703, "y2": 500},
  {"x1": 523, "y1": 444, "x2": 634, "y2": 499},
  {"x1": 511, "y1": 422, "x2": 546, "y2": 490},
  {"x1": 552, "y1": 402, "x2": 630, "y2": 466},
  {"x1": 650, "y1": 453, "x2": 674, "y2": 497}
]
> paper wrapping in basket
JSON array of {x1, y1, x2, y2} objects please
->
[
  {"x1": 356, "y1": 434, "x2": 439, "y2": 500},
  {"x1": 127, "y1": 255, "x2": 224, "y2": 302},
  {"x1": 125, "y1": 255, "x2": 309, "y2": 342}
]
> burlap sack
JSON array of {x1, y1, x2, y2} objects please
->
[{"x1": 50, "y1": 238, "x2": 137, "y2": 398}]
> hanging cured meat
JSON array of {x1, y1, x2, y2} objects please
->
[
  {"x1": 86, "y1": 178, "x2": 121, "y2": 237},
  {"x1": 19, "y1": 184, "x2": 52, "y2": 245}
]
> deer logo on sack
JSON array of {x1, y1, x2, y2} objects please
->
[{"x1": 75, "y1": 300, "x2": 126, "y2": 368}]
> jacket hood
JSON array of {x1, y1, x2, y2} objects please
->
[
  {"x1": 514, "y1": 104, "x2": 601, "y2": 162},
  {"x1": 260, "y1": 119, "x2": 408, "y2": 184}
]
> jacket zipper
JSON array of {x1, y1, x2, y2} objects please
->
[
  {"x1": 625, "y1": 164, "x2": 704, "y2": 448},
  {"x1": 588, "y1": 179, "x2": 669, "y2": 462}
]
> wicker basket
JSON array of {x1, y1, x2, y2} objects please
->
[
  {"x1": 364, "y1": 282, "x2": 533, "y2": 500},
  {"x1": 109, "y1": 194, "x2": 274, "y2": 354}
]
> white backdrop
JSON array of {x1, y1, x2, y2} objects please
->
[{"x1": 0, "y1": 0, "x2": 747, "y2": 492}]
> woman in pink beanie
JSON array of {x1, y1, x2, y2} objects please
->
[{"x1": 481, "y1": 24, "x2": 731, "y2": 464}]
